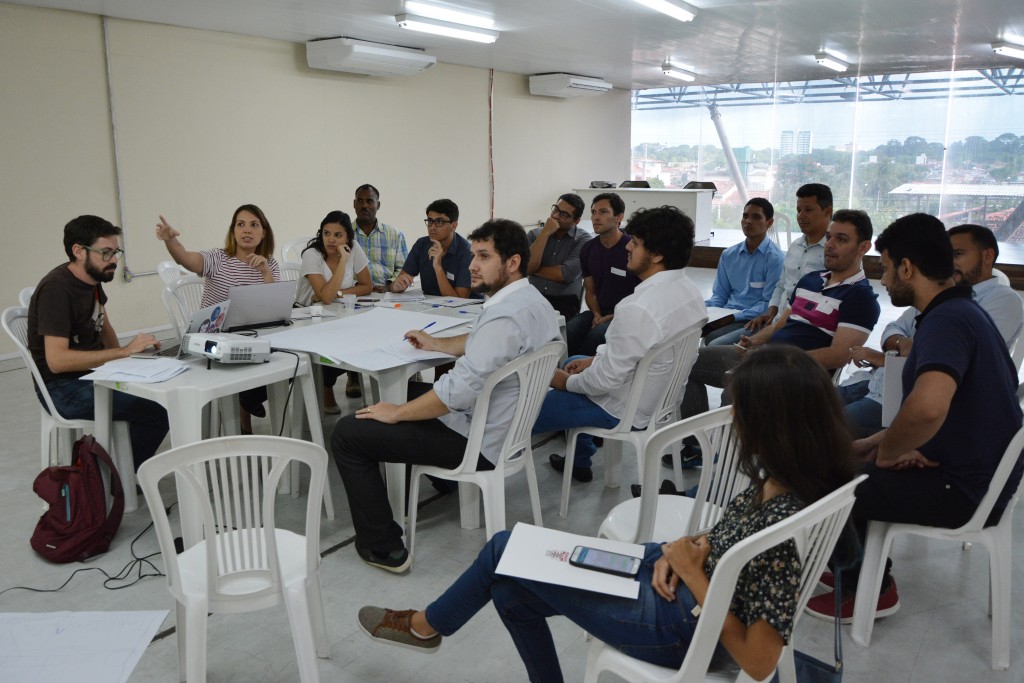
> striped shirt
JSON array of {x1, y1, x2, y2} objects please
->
[
  {"x1": 199, "y1": 248, "x2": 280, "y2": 307},
  {"x1": 353, "y1": 221, "x2": 408, "y2": 287}
]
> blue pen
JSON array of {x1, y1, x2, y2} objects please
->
[
  {"x1": 406, "y1": 320, "x2": 436, "y2": 342},
  {"x1": 458, "y1": 310, "x2": 473, "y2": 314}
]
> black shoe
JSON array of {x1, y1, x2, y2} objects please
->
[
  {"x1": 428, "y1": 475, "x2": 458, "y2": 495},
  {"x1": 239, "y1": 395, "x2": 267, "y2": 419},
  {"x1": 357, "y1": 545, "x2": 412, "y2": 574},
  {"x1": 549, "y1": 454, "x2": 593, "y2": 483},
  {"x1": 661, "y1": 444, "x2": 702, "y2": 469},
  {"x1": 631, "y1": 479, "x2": 683, "y2": 498},
  {"x1": 592, "y1": 437, "x2": 604, "y2": 447}
]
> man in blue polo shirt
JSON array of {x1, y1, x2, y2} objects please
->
[
  {"x1": 703, "y1": 198, "x2": 785, "y2": 345},
  {"x1": 806, "y1": 212, "x2": 1023, "y2": 623},
  {"x1": 681, "y1": 209, "x2": 880, "y2": 418},
  {"x1": 391, "y1": 198, "x2": 474, "y2": 298}
]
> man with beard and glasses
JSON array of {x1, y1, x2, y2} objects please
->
[
  {"x1": 330, "y1": 219, "x2": 561, "y2": 574},
  {"x1": 27, "y1": 215, "x2": 169, "y2": 469},
  {"x1": 838, "y1": 223, "x2": 1022, "y2": 437},
  {"x1": 806, "y1": 212, "x2": 1023, "y2": 623},
  {"x1": 536, "y1": 205, "x2": 707, "y2": 484}
]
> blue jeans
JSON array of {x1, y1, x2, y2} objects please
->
[
  {"x1": 532, "y1": 388, "x2": 618, "y2": 469},
  {"x1": 425, "y1": 531, "x2": 700, "y2": 682},
  {"x1": 566, "y1": 311, "x2": 612, "y2": 357},
  {"x1": 837, "y1": 380, "x2": 883, "y2": 438},
  {"x1": 43, "y1": 377, "x2": 169, "y2": 469}
]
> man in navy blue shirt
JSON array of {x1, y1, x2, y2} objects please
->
[
  {"x1": 681, "y1": 209, "x2": 880, "y2": 418},
  {"x1": 807, "y1": 212, "x2": 1023, "y2": 623},
  {"x1": 391, "y1": 198, "x2": 474, "y2": 298}
]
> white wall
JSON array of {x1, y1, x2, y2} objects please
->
[{"x1": 0, "y1": 3, "x2": 630, "y2": 355}]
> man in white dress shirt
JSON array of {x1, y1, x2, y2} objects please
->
[
  {"x1": 538, "y1": 205, "x2": 707, "y2": 483},
  {"x1": 332, "y1": 219, "x2": 561, "y2": 573}
]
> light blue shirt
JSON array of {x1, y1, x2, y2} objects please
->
[
  {"x1": 768, "y1": 233, "x2": 826, "y2": 312},
  {"x1": 856, "y1": 278, "x2": 1023, "y2": 404},
  {"x1": 705, "y1": 237, "x2": 784, "y2": 321}
]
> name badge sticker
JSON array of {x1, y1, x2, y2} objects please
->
[
  {"x1": 750, "y1": 281, "x2": 765, "y2": 288},
  {"x1": 610, "y1": 267, "x2": 627, "y2": 277},
  {"x1": 446, "y1": 271, "x2": 455, "y2": 281}
]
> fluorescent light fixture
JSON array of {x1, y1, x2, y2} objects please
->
[
  {"x1": 662, "y1": 60, "x2": 696, "y2": 82},
  {"x1": 405, "y1": 1, "x2": 495, "y2": 29},
  {"x1": 992, "y1": 41, "x2": 1024, "y2": 60},
  {"x1": 395, "y1": 13, "x2": 499, "y2": 43},
  {"x1": 633, "y1": 0, "x2": 696, "y2": 23},
  {"x1": 815, "y1": 51, "x2": 849, "y2": 72}
]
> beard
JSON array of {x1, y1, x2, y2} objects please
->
[
  {"x1": 471, "y1": 269, "x2": 511, "y2": 296},
  {"x1": 86, "y1": 259, "x2": 116, "y2": 283},
  {"x1": 953, "y1": 264, "x2": 982, "y2": 286},
  {"x1": 887, "y1": 278, "x2": 915, "y2": 307}
]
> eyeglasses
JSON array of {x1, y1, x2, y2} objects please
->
[
  {"x1": 81, "y1": 246, "x2": 124, "y2": 262},
  {"x1": 550, "y1": 205, "x2": 574, "y2": 221},
  {"x1": 424, "y1": 218, "x2": 452, "y2": 227}
]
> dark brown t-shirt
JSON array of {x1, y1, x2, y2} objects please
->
[{"x1": 28, "y1": 264, "x2": 107, "y2": 383}]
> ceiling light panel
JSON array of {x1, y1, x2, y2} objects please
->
[
  {"x1": 404, "y1": 1, "x2": 495, "y2": 29},
  {"x1": 395, "y1": 14, "x2": 499, "y2": 43},
  {"x1": 992, "y1": 41, "x2": 1024, "y2": 60},
  {"x1": 633, "y1": 0, "x2": 697, "y2": 23}
]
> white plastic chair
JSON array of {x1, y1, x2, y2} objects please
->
[
  {"x1": 162, "y1": 274, "x2": 205, "y2": 341},
  {"x1": 18, "y1": 286, "x2": 34, "y2": 307},
  {"x1": 2, "y1": 306, "x2": 138, "y2": 511},
  {"x1": 407, "y1": 340, "x2": 565, "y2": 557},
  {"x1": 993, "y1": 267, "x2": 1010, "y2": 287},
  {"x1": 137, "y1": 435, "x2": 330, "y2": 683},
  {"x1": 584, "y1": 474, "x2": 867, "y2": 683},
  {"x1": 157, "y1": 259, "x2": 191, "y2": 286},
  {"x1": 851, "y1": 426, "x2": 1024, "y2": 670},
  {"x1": 280, "y1": 261, "x2": 302, "y2": 283},
  {"x1": 281, "y1": 237, "x2": 308, "y2": 264},
  {"x1": 560, "y1": 319, "x2": 705, "y2": 518},
  {"x1": 598, "y1": 407, "x2": 750, "y2": 543}
]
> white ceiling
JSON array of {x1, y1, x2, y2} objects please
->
[{"x1": 7, "y1": 0, "x2": 1024, "y2": 90}]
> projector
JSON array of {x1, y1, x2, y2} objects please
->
[{"x1": 183, "y1": 333, "x2": 272, "y2": 364}]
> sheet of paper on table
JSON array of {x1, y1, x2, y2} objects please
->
[
  {"x1": 82, "y1": 357, "x2": 189, "y2": 383},
  {"x1": 382, "y1": 291, "x2": 425, "y2": 302},
  {"x1": 495, "y1": 522, "x2": 644, "y2": 599},
  {"x1": 264, "y1": 307, "x2": 467, "y2": 369},
  {"x1": 705, "y1": 306, "x2": 737, "y2": 324},
  {"x1": 0, "y1": 610, "x2": 168, "y2": 683}
]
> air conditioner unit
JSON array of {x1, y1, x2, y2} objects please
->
[
  {"x1": 528, "y1": 73, "x2": 613, "y2": 98},
  {"x1": 306, "y1": 38, "x2": 436, "y2": 77}
]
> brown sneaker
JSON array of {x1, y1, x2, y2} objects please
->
[
  {"x1": 324, "y1": 386, "x2": 341, "y2": 414},
  {"x1": 358, "y1": 607, "x2": 441, "y2": 653}
]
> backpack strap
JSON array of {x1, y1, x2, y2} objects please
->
[{"x1": 79, "y1": 434, "x2": 125, "y2": 541}]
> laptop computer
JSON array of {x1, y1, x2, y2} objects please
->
[
  {"x1": 223, "y1": 281, "x2": 295, "y2": 331},
  {"x1": 139, "y1": 300, "x2": 231, "y2": 358}
]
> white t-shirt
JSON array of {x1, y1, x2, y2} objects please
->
[{"x1": 294, "y1": 242, "x2": 369, "y2": 306}]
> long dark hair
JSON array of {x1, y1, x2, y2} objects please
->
[
  {"x1": 728, "y1": 345, "x2": 855, "y2": 504},
  {"x1": 225, "y1": 204, "x2": 274, "y2": 258},
  {"x1": 304, "y1": 210, "x2": 354, "y2": 258}
]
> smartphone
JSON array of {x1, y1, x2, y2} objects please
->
[{"x1": 569, "y1": 546, "x2": 641, "y2": 578}]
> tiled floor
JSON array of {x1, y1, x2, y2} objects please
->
[{"x1": 1, "y1": 268, "x2": 1022, "y2": 682}]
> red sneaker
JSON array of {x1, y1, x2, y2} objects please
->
[
  {"x1": 805, "y1": 579, "x2": 900, "y2": 625},
  {"x1": 817, "y1": 571, "x2": 835, "y2": 591}
]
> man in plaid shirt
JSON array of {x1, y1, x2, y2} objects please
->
[{"x1": 352, "y1": 183, "x2": 409, "y2": 293}]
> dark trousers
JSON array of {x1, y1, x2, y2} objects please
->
[
  {"x1": 330, "y1": 384, "x2": 492, "y2": 553},
  {"x1": 543, "y1": 294, "x2": 582, "y2": 323},
  {"x1": 839, "y1": 464, "x2": 982, "y2": 591},
  {"x1": 43, "y1": 377, "x2": 169, "y2": 469}
]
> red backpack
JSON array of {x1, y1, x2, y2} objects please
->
[{"x1": 30, "y1": 435, "x2": 125, "y2": 563}]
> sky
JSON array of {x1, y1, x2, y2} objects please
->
[{"x1": 631, "y1": 87, "x2": 1024, "y2": 151}]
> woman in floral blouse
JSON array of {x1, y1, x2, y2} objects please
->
[{"x1": 357, "y1": 345, "x2": 855, "y2": 682}]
